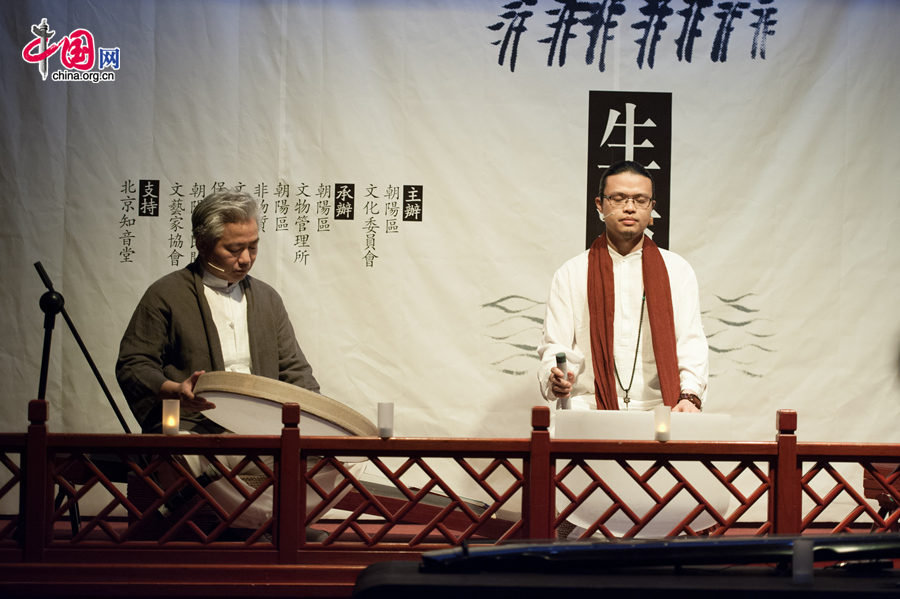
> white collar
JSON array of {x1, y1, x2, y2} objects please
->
[
  {"x1": 201, "y1": 267, "x2": 241, "y2": 292},
  {"x1": 607, "y1": 244, "x2": 643, "y2": 262}
]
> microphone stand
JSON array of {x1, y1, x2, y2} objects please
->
[
  {"x1": 34, "y1": 261, "x2": 143, "y2": 536},
  {"x1": 33, "y1": 262, "x2": 223, "y2": 534},
  {"x1": 33, "y1": 263, "x2": 257, "y2": 536},
  {"x1": 34, "y1": 261, "x2": 132, "y2": 433}
]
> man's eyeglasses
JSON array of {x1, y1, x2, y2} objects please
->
[{"x1": 602, "y1": 194, "x2": 653, "y2": 209}]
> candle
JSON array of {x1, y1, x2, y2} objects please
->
[
  {"x1": 654, "y1": 405, "x2": 670, "y2": 442},
  {"x1": 377, "y1": 402, "x2": 394, "y2": 439},
  {"x1": 162, "y1": 399, "x2": 180, "y2": 435}
]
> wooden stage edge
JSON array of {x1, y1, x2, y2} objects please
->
[
  {"x1": 0, "y1": 560, "x2": 400, "y2": 598},
  {"x1": 0, "y1": 526, "x2": 883, "y2": 599}
]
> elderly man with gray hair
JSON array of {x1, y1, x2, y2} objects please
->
[{"x1": 116, "y1": 190, "x2": 319, "y2": 434}]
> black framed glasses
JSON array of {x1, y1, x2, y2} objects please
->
[{"x1": 602, "y1": 194, "x2": 653, "y2": 209}]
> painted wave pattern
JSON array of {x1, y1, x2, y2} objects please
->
[
  {"x1": 482, "y1": 292, "x2": 774, "y2": 379},
  {"x1": 703, "y1": 293, "x2": 776, "y2": 379},
  {"x1": 482, "y1": 295, "x2": 544, "y2": 376}
]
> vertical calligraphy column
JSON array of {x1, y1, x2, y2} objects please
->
[
  {"x1": 254, "y1": 182, "x2": 269, "y2": 233},
  {"x1": 293, "y1": 182, "x2": 313, "y2": 265},
  {"x1": 384, "y1": 184, "x2": 400, "y2": 236},
  {"x1": 402, "y1": 185, "x2": 423, "y2": 223},
  {"x1": 274, "y1": 181, "x2": 290, "y2": 234},
  {"x1": 362, "y1": 184, "x2": 380, "y2": 268},
  {"x1": 316, "y1": 183, "x2": 332, "y2": 235},
  {"x1": 168, "y1": 182, "x2": 186, "y2": 267},
  {"x1": 118, "y1": 180, "x2": 136, "y2": 262},
  {"x1": 188, "y1": 182, "x2": 207, "y2": 262},
  {"x1": 138, "y1": 179, "x2": 160, "y2": 264}
]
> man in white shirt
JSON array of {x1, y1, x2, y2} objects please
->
[{"x1": 538, "y1": 161, "x2": 708, "y2": 412}]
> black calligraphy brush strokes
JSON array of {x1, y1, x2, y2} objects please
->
[
  {"x1": 488, "y1": 0, "x2": 778, "y2": 73},
  {"x1": 703, "y1": 293, "x2": 775, "y2": 379},
  {"x1": 482, "y1": 295, "x2": 544, "y2": 376}
]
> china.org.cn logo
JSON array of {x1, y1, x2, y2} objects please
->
[{"x1": 22, "y1": 18, "x2": 120, "y2": 83}]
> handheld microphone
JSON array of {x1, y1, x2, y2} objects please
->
[
  {"x1": 206, "y1": 261, "x2": 226, "y2": 273},
  {"x1": 555, "y1": 352, "x2": 570, "y2": 410}
]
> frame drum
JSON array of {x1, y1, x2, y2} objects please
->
[
  {"x1": 194, "y1": 371, "x2": 378, "y2": 437},
  {"x1": 190, "y1": 372, "x2": 374, "y2": 526}
]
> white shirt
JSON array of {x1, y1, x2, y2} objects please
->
[
  {"x1": 202, "y1": 270, "x2": 252, "y2": 374},
  {"x1": 537, "y1": 243, "x2": 708, "y2": 411}
]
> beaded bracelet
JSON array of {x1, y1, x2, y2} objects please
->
[{"x1": 678, "y1": 393, "x2": 702, "y2": 410}]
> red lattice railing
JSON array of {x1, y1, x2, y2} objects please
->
[
  {"x1": 0, "y1": 436, "x2": 23, "y2": 548},
  {"x1": 2, "y1": 399, "x2": 900, "y2": 570},
  {"x1": 49, "y1": 450, "x2": 281, "y2": 545},
  {"x1": 304, "y1": 455, "x2": 525, "y2": 546},
  {"x1": 553, "y1": 454, "x2": 773, "y2": 538},
  {"x1": 798, "y1": 448, "x2": 900, "y2": 534}
]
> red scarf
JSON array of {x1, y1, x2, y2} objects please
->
[{"x1": 587, "y1": 233, "x2": 680, "y2": 410}]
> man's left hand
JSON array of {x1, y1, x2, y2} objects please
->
[{"x1": 672, "y1": 398, "x2": 701, "y2": 413}]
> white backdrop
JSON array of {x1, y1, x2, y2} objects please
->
[{"x1": 2, "y1": 1, "x2": 900, "y2": 455}]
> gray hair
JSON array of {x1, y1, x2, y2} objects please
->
[{"x1": 191, "y1": 190, "x2": 259, "y2": 253}]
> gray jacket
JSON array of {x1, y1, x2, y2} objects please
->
[{"x1": 116, "y1": 261, "x2": 318, "y2": 431}]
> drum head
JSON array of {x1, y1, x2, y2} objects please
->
[{"x1": 194, "y1": 371, "x2": 378, "y2": 437}]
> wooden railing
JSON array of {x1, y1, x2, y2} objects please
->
[{"x1": 1, "y1": 399, "x2": 899, "y2": 597}]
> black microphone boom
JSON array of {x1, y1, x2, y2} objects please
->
[{"x1": 34, "y1": 261, "x2": 132, "y2": 434}]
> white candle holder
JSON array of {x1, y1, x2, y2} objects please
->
[
  {"x1": 162, "y1": 399, "x2": 180, "y2": 435},
  {"x1": 654, "y1": 405, "x2": 671, "y2": 442},
  {"x1": 377, "y1": 402, "x2": 394, "y2": 439}
]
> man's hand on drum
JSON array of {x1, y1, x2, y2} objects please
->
[
  {"x1": 160, "y1": 370, "x2": 216, "y2": 412},
  {"x1": 550, "y1": 366, "x2": 575, "y2": 399}
]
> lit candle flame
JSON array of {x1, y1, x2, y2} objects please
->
[
  {"x1": 162, "y1": 399, "x2": 179, "y2": 434},
  {"x1": 654, "y1": 406, "x2": 670, "y2": 442}
]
